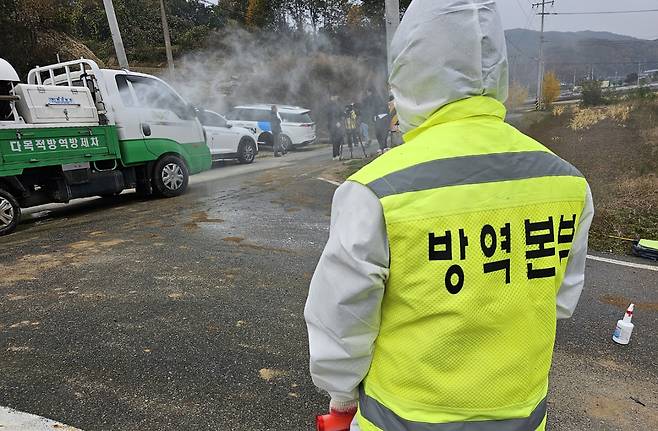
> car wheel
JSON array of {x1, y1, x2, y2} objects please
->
[
  {"x1": 238, "y1": 138, "x2": 257, "y2": 164},
  {"x1": 280, "y1": 135, "x2": 293, "y2": 153},
  {"x1": 0, "y1": 188, "x2": 21, "y2": 236},
  {"x1": 153, "y1": 155, "x2": 189, "y2": 198}
]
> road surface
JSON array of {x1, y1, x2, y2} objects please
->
[{"x1": 0, "y1": 146, "x2": 656, "y2": 430}]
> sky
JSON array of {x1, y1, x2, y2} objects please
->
[{"x1": 497, "y1": 0, "x2": 658, "y2": 40}]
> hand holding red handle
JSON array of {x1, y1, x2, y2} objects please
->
[{"x1": 316, "y1": 406, "x2": 357, "y2": 431}]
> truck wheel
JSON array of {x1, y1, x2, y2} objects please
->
[
  {"x1": 238, "y1": 138, "x2": 257, "y2": 164},
  {"x1": 153, "y1": 155, "x2": 189, "y2": 198},
  {"x1": 0, "y1": 188, "x2": 20, "y2": 236}
]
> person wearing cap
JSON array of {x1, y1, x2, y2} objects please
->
[{"x1": 304, "y1": 1, "x2": 594, "y2": 430}]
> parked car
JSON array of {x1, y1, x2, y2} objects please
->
[
  {"x1": 198, "y1": 109, "x2": 258, "y2": 164},
  {"x1": 225, "y1": 104, "x2": 316, "y2": 151}
]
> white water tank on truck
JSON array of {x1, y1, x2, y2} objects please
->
[
  {"x1": 0, "y1": 58, "x2": 20, "y2": 82},
  {"x1": 13, "y1": 84, "x2": 99, "y2": 125},
  {"x1": 0, "y1": 58, "x2": 20, "y2": 121}
]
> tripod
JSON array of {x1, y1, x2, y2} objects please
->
[{"x1": 340, "y1": 129, "x2": 368, "y2": 160}]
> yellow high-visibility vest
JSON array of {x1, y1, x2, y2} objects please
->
[
  {"x1": 349, "y1": 96, "x2": 588, "y2": 431},
  {"x1": 346, "y1": 110, "x2": 359, "y2": 130}
]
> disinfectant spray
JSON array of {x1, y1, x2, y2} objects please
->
[{"x1": 612, "y1": 304, "x2": 635, "y2": 345}]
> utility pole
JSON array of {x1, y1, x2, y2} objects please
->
[
  {"x1": 159, "y1": 0, "x2": 175, "y2": 78},
  {"x1": 637, "y1": 61, "x2": 642, "y2": 86},
  {"x1": 532, "y1": 0, "x2": 554, "y2": 110},
  {"x1": 102, "y1": 0, "x2": 129, "y2": 69},
  {"x1": 385, "y1": 0, "x2": 400, "y2": 75}
]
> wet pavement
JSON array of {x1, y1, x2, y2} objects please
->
[{"x1": 0, "y1": 146, "x2": 657, "y2": 430}]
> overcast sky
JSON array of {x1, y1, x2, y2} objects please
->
[{"x1": 497, "y1": 0, "x2": 658, "y2": 40}]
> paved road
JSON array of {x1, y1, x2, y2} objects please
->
[{"x1": 0, "y1": 147, "x2": 656, "y2": 430}]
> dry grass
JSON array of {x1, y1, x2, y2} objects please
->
[
  {"x1": 552, "y1": 105, "x2": 566, "y2": 117},
  {"x1": 608, "y1": 104, "x2": 632, "y2": 123},
  {"x1": 641, "y1": 126, "x2": 658, "y2": 164},
  {"x1": 523, "y1": 99, "x2": 658, "y2": 254},
  {"x1": 590, "y1": 174, "x2": 658, "y2": 252},
  {"x1": 569, "y1": 104, "x2": 633, "y2": 130}
]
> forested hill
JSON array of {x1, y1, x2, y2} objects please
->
[
  {"x1": 506, "y1": 29, "x2": 658, "y2": 89},
  {"x1": 0, "y1": 0, "x2": 411, "y2": 78}
]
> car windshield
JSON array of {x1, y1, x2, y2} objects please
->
[
  {"x1": 225, "y1": 109, "x2": 240, "y2": 120},
  {"x1": 199, "y1": 110, "x2": 227, "y2": 127},
  {"x1": 280, "y1": 112, "x2": 312, "y2": 123}
]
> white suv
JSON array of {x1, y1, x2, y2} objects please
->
[
  {"x1": 198, "y1": 110, "x2": 258, "y2": 164},
  {"x1": 225, "y1": 104, "x2": 316, "y2": 151}
]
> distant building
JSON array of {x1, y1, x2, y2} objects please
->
[{"x1": 643, "y1": 69, "x2": 658, "y2": 81}]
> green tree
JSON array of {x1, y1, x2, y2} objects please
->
[{"x1": 581, "y1": 80, "x2": 603, "y2": 106}]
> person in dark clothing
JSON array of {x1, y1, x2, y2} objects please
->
[
  {"x1": 374, "y1": 111, "x2": 390, "y2": 153},
  {"x1": 360, "y1": 88, "x2": 383, "y2": 146},
  {"x1": 270, "y1": 105, "x2": 284, "y2": 157},
  {"x1": 327, "y1": 95, "x2": 344, "y2": 160}
]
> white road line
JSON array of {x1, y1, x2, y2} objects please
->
[
  {"x1": 0, "y1": 406, "x2": 81, "y2": 430},
  {"x1": 587, "y1": 255, "x2": 658, "y2": 272},
  {"x1": 316, "y1": 177, "x2": 342, "y2": 187}
]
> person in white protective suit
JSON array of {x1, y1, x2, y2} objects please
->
[{"x1": 305, "y1": 1, "x2": 594, "y2": 430}]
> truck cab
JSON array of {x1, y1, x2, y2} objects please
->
[{"x1": 0, "y1": 58, "x2": 212, "y2": 236}]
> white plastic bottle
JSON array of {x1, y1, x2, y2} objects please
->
[{"x1": 612, "y1": 304, "x2": 635, "y2": 345}]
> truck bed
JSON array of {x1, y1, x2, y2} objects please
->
[{"x1": 0, "y1": 124, "x2": 122, "y2": 176}]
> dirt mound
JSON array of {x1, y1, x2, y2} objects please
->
[
  {"x1": 525, "y1": 101, "x2": 658, "y2": 254},
  {"x1": 36, "y1": 30, "x2": 104, "y2": 67}
]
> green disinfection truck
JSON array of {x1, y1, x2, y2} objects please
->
[{"x1": 0, "y1": 58, "x2": 212, "y2": 236}]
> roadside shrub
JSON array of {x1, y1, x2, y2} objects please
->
[
  {"x1": 627, "y1": 87, "x2": 656, "y2": 101},
  {"x1": 581, "y1": 80, "x2": 604, "y2": 106}
]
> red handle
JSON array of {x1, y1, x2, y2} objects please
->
[{"x1": 316, "y1": 411, "x2": 354, "y2": 431}]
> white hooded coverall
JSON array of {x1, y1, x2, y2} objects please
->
[{"x1": 304, "y1": 1, "x2": 594, "y2": 429}]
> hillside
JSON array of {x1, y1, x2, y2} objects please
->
[
  {"x1": 505, "y1": 29, "x2": 658, "y2": 90},
  {"x1": 522, "y1": 101, "x2": 658, "y2": 254}
]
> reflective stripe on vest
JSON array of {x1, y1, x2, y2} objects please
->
[
  {"x1": 367, "y1": 151, "x2": 583, "y2": 199},
  {"x1": 359, "y1": 386, "x2": 547, "y2": 431}
]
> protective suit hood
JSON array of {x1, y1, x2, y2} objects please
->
[{"x1": 390, "y1": 0, "x2": 509, "y2": 133}]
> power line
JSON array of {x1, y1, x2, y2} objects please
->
[
  {"x1": 523, "y1": 11, "x2": 535, "y2": 31},
  {"x1": 505, "y1": 35, "x2": 534, "y2": 59},
  {"x1": 550, "y1": 9, "x2": 658, "y2": 15},
  {"x1": 513, "y1": 0, "x2": 530, "y2": 21},
  {"x1": 543, "y1": 60, "x2": 658, "y2": 66}
]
